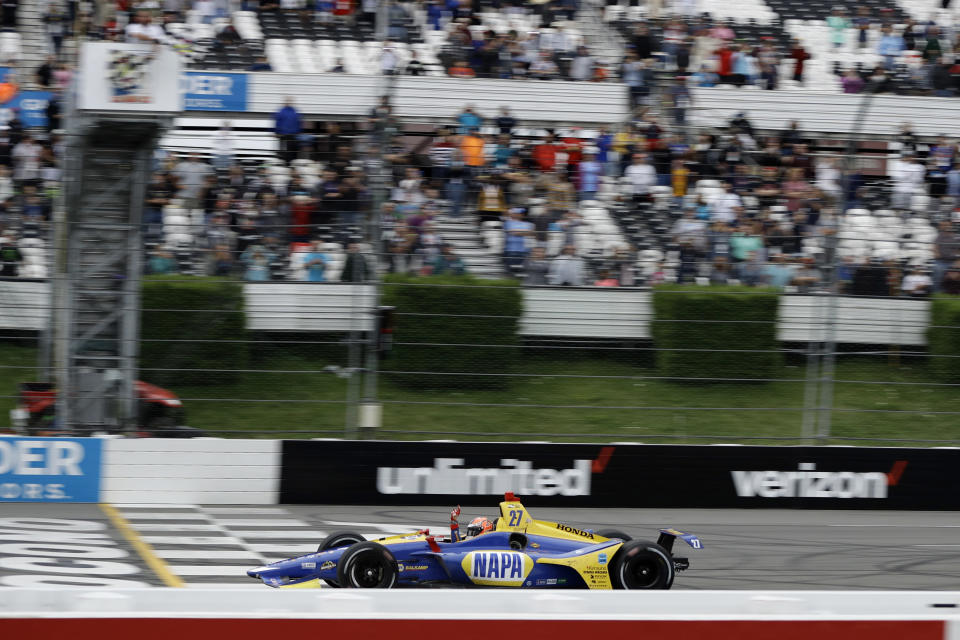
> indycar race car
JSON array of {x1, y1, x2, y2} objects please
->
[{"x1": 247, "y1": 493, "x2": 702, "y2": 590}]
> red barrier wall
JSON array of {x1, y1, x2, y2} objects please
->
[{"x1": 0, "y1": 618, "x2": 944, "y2": 640}]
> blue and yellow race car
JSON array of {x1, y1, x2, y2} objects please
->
[{"x1": 247, "y1": 493, "x2": 702, "y2": 590}]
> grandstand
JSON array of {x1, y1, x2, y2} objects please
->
[{"x1": 0, "y1": 0, "x2": 956, "y2": 289}]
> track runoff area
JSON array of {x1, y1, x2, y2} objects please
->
[{"x1": 0, "y1": 504, "x2": 959, "y2": 589}]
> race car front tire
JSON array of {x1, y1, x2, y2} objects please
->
[
  {"x1": 318, "y1": 532, "x2": 367, "y2": 588},
  {"x1": 609, "y1": 540, "x2": 674, "y2": 590},
  {"x1": 337, "y1": 542, "x2": 399, "y2": 589}
]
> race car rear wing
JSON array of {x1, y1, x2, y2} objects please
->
[{"x1": 657, "y1": 528, "x2": 703, "y2": 552}]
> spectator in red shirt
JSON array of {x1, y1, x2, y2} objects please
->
[
  {"x1": 533, "y1": 131, "x2": 560, "y2": 172},
  {"x1": 561, "y1": 128, "x2": 584, "y2": 175},
  {"x1": 790, "y1": 39, "x2": 811, "y2": 84},
  {"x1": 449, "y1": 61, "x2": 476, "y2": 78},
  {"x1": 714, "y1": 42, "x2": 734, "y2": 83}
]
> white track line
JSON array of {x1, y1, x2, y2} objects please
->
[
  {"x1": 126, "y1": 524, "x2": 223, "y2": 531},
  {"x1": 142, "y1": 536, "x2": 247, "y2": 546},
  {"x1": 168, "y1": 565, "x2": 257, "y2": 576},
  {"x1": 225, "y1": 531, "x2": 323, "y2": 539},
  {"x1": 155, "y1": 550, "x2": 263, "y2": 560},
  {"x1": 214, "y1": 519, "x2": 310, "y2": 528},
  {"x1": 120, "y1": 513, "x2": 213, "y2": 520},
  {"x1": 202, "y1": 508, "x2": 292, "y2": 515},
  {"x1": 249, "y1": 544, "x2": 323, "y2": 553}
]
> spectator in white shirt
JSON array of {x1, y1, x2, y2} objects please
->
[
  {"x1": 624, "y1": 153, "x2": 656, "y2": 199},
  {"x1": 125, "y1": 11, "x2": 167, "y2": 43},
  {"x1": 12, "y1": 135, "x2": 42, "y2": 183},
  {"x1": 549, "y1": 244, "x2": 586, "y2": 286},
  {"x1": 381, "y1": 42, "x2": 398, "y2": 75},
  {"x1": 569, "y1": 46, "x2": 593, "y2": 81},
  {"x1": 711, "y1": 182, "x2": 742, "y2": 223},
  {"x1": 891, "y1": 153, "x2": 925, "y2": 210},
  {"x1": 901, "y1": 267, "x2": 932, "y2": 297},
  {"x1": 210, "y1": 120, "x2": 235, "y2": 171}
]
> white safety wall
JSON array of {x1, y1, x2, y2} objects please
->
[
  {"x1": 247, "y1": 74, "x2": 629, "y2": 125},
  {"x1": 0, "y1": 280, "x2": 49, "y2": 332},
  {"x1": 0, "y1": 281, "x2": 936, "y2": 345},
  {"x1": 691, "y1": 88, "x2": 960, "y2": 137},
  {"x1": 101, "y1": 439, "x2": 281, "y2": 504},
  {"x1": 520, "y1": 287, "x2": 652, "y2": 339}
]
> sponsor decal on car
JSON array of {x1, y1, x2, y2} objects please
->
[
  {"x1": 555, "y1": 523, "x2": 595, "y2": 539},
  {"x1": 320, "y1": 561, "x2": 335, "y2": 571},
  {"x1": 301, "y1": 562, "x2": 315, "y2": 569},
  {"x1": 398, "y1": 564, "x2": 429, "y2": 571},
  {"x1": 598, "y1": 553, "x2": 607, "y2": 565},
  {"x1": 731, "y1": 461, "x2": 908, "y2": 499},
  {"x1": 461, "y1": 551, "x2": 533, "y2": 586}
]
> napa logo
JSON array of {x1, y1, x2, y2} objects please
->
[{"x1": 461, "y1": 551, "x2": 533, "y2": 586}]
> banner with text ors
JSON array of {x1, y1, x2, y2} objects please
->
[
  {"x1": 0, "y1": 437, "x2": 102, "y2": 502},
  {"x1": 183, "y1": 72, "x2": 248, "y2": 111}
]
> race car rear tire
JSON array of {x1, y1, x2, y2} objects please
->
[
  {"x1": 318, "y1": 532, "x2": 366, "y2": 587},
  {"x1": 337, "y1": 542, "x2": 398, "y2": 589},
  {"x1": 597, "y1": 529, "x2": 632, "y2": 542},
  {"x1": 609, "y1": 540, "x2": 674, "y2": 590}
]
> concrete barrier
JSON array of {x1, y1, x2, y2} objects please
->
[{"x1": 1, "y1": 589, "x2": 957, "y2": 640}]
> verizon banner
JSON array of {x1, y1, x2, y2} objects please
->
[{"x1": 280, "y1": 441, "x2": 960, "y2": 509}]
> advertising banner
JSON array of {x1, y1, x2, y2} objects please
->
[
  {"x1": 183, "y1": 72, "x2": 248, "y2": 111},
  {"x1": 280, "y1": 440, "x2": 960, "y2": 510},
  {"x1": 77, "y1": 42, "x2": 183, "y2": 112},
  {"x1": 0, "y1": 437, "x2": 103, "y2": 502}
]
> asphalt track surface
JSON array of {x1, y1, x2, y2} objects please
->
[{"x1": 2, "y1": 504, "x2": 959, "y2": 590}]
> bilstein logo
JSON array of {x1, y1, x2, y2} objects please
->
[
  {"x1": 731, "y1": 461, "x2": 908, "y2": 499},
  {"x1": 376, "y1": 447, "x2": 615, "y2": 497}
]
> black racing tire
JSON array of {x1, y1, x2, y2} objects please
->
[
  {"x1": 318, "y1": 531, "x2": 367, "y2": 553},
  {"x1": 337, "y1": 541, "x2": 398, "y2": 589},
  {"x1": 317, "y1": 531, "x2": 367, "y2": 587},
  {"x1": 609, "y1": 539, "x2": 674, "y2": 590},
  {"x1": 596, "y1": 529, "x2": 632, "y2": 542}
]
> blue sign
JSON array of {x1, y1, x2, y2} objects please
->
[
  {"x1": 0, "y1": 437, "x2": 102, "y2": 502},
  {"x1": 6, "y1": 91, "x2": 52, "y2": 128},
  {"x1": 0, "y1": 67, "x2": 52, "y2": 128},
  {"x1": 183, "y1": 72, "x2": 248, "y2": 111}
]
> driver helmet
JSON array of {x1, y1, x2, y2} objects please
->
[{"x1": 466, "y1": 517, "x2": 495, "y2": 538}]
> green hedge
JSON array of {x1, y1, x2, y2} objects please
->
[
  {"x1": 140, "y1": 276, "x2": 248, "y2": 386},
  {"x1": 381, "y1": 275, "x2": 522, "y2": 390},
  {"x1": 928, "y1": 295, "x2": 960, "y2": 383},
  {"x1": 651, "y1": 285, "x2": 781, "y2": 382}
]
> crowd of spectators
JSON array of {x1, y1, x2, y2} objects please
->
[
  {"x1": 627, "y1": 8, "x2": 960, "y2": 97},
  {"x1": 18, "y1": 0, "x2": 960, "y2": 100},
  {"x1": 623, "y1": 113, "x2": 960, "y2": 294},
  {"x1": 2, "y1": 81, "x2": 958, "y2": 297},
  {"x1": 0, "y1": 106, "x2": 61, "y2": 279}
]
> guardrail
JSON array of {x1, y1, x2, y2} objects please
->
[{"x1": 1, "y1": 589, "x2": 958, "y2": 640}]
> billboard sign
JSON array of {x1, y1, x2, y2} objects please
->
[
  {"x1": 77, "y1": 43, "x2": 183, "y2": 112},
  {"x1": 0, "y1": 437, "x2": 103, "y2": 503},
  {"x1": 183, "y1": 72, "x2": 248, "y2": 111}
]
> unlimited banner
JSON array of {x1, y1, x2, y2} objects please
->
[{"x1": 280, "y1": 440, "x2": 960, "y2": 509}]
